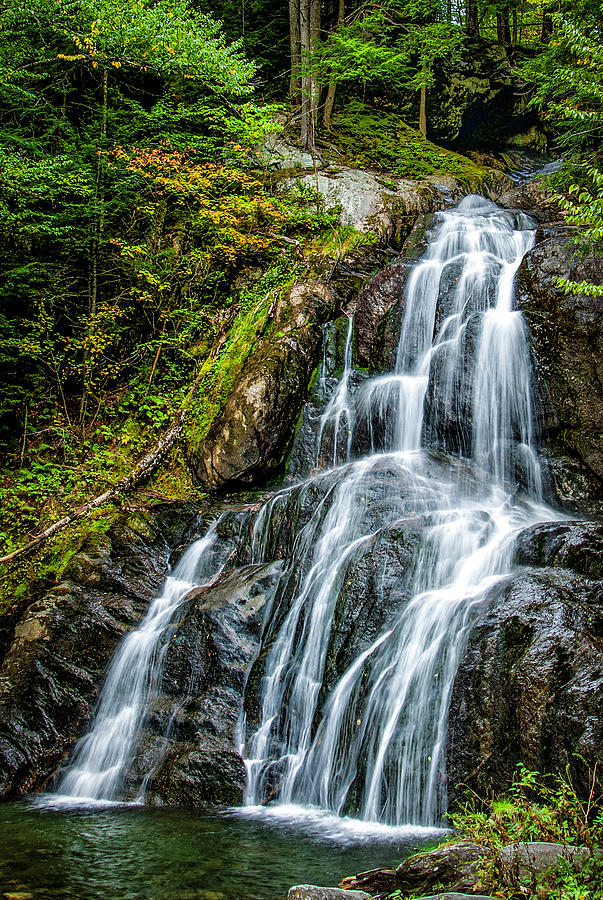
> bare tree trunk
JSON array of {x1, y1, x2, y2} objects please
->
[
  {"x1": 289, "y1": 0, "x2": 301, "y2": 99},
  {"x1": 512, "y1": 7, "x2": 518, "y2": 46},
  {"x1": 497, "y1": 9, "x2": 511, "y2": 44},
  {"x1": 419, "y1": 81, "x2": 427, "y2": 137},
  {"x1": 81, "y1": 67, "x2": 108, "y2": 427},
  {"x1": 466, "y1": 0, "x2": 479, "y2": 37},
  {"x1": 541, "y1": 9, "x2": 553, "y2": 42},
  {"x1": 323, "y1": 0, "x2": 344, "y2": 131}
]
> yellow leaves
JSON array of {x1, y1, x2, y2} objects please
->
[
  {"x1": 111, "y1": 61, "x2": 122, "y2": 69},
  {"x1": 57, "y1": 53, "x2": 86, "y2": 61}
]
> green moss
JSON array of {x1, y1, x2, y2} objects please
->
[
  {"x1": 183, "y1": 258, "x2": 297, "y2": 455},
  {"x1": 328, "y1": 100, "x2": 488, "y2": 182}
]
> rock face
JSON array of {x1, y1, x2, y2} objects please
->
[
  {"x1": 354, "y1": 216, "x2": 434, "y2": 369},
  {"x1": 0, "y1": 507, "x2": 192, "y2": 799},
  {"x1": 517, "y1": 228, "x2": 603, "y2": 515},
  {"x1": 431, "y1": 39, "x2": 539, "y2": 150},
  {"x1": 447, "y1": 521, "x2": 603, "y2": 806},
  {"x1": 133, "y1": 562, "x2": 281, "y2": 806},
  {"x1": 192, "y1": 281, "x2": 336, "y2": 492}
]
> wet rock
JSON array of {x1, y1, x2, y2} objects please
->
[
  {"x1": 339, "y1": 867, "x2": 397, "y2": 893},
  {"x1": 497, "y1": 841, "x2": 592, "y2": 885},
  {"x1": 192, "y1": 281, "x2": 336, "y2": 492},
  {"x1": 354, "y1": 216, "x2": 434, "y2": 370},
  {"x1": 498, "y1": 180, "x2": 564, "y2": 222},
  {"x1": 396, "y1": 841, "x2": 489, "y2": 895},
  {"x1": 517, "y1": 229, "x2": 603, "y2": 515},
  {"x1": 137, "y1": 562, "x2": 281, "y2": 806},
  {"x1": 0, "y1": 506, "x2": 192, "y2": 798},
  {"x1": 288, "y1": 888, "x2": 370, "y2": 900},
  {"x1": 448, "y1": 530, "x2": 603, "y2": 805}
]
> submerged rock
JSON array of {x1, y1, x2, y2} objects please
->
[
  {"x1": 192, "y1": 281, "x2": 336, "y2": 492},
  {"x1": 0, "y1": 506, "x2": 193, "y2": 799}
]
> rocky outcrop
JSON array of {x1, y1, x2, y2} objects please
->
[
  {"x1": 0, "y1": 505, "x2": 195, "y2": 799},
  {"x1": 192, "y1": 281, "x2": 336, "y2": 491},
  {"x1": 447, "y1": 520, "x2": 603, "y2": 806},
  {"x1": 517, "y1": 229, "x2": 603, "y2": 515},
  {"x1": 280, "y1": 167, "x2": 510, "y2": 244},
  {"x1": 126, "y1": 561, "x2": 281, "y2": 806},
  {"x1": 431, "y1": 39, "x2": 540, "y2": 150}
]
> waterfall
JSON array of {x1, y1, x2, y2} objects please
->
[
  {"x1": 243, "y1": 196, "x2": 556, "y2": 825},
  {"x1": 52, "y1": 195, "x2": 559, "y2": 824},
  {"x1": 54, "y1": 523, "x2": 229, "y2": 802}
]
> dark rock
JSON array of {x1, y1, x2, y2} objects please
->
[
  {"x1": 192, "y1": 281, "x2": 337, "y2": 491},
  {"x1": 396, "y1": 841, "x2": 489, "y2": 895},
  {"x1": 447, "y1": 534, "x2": 603, "y2": 806},
  {"x1": 0, "y1": 506, "x2": 192, "y2": 799},
  {"x1": 354, "y1": 216, "x2": 433, "y2": 370},
  {"x1": 339, "y1": 866, "x2": 397, "y2": 893},
  {"x1": 517, "y1": 229, "x2": 603, "y2": 515},
  {"x1": 497, "y1": 841, "x2": 592, "y2": 886},
  {"x1": 137, "y1": 561, "x2": 281, "y2": 806},
  {"x1": 498, "y1": 180, "x2": 564, "y2": 223},
  {"x1": 431, "y1": 39, "x2": 537, "y2": 150}
]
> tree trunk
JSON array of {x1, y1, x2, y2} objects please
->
[
  {"x1": 81, "y1": 67, "x2": 108, "y2": 426},
  {"x1": 466, "y1": 0, "x2": 479, "y2": 37},
  {"x1": 289, "y1": 0, "x2": 301, "y2": 99},
  {"x1": 541, "y1": 10, "x2": 553, "y2": 42},
  {"x1": 323, "y1": 0, "x2": 344, "y2": 131},
  {"x1": 300, "y1": 0, "x2": 320, "y2": 151},
  {"x1": 419, "y1": 81, "x2": 427, "y2": 137},
  {"x1": 497, "y1": 9, "x2": 511, "y2": 44},
  {"x1": 512, "y1": 8, "x2": 518, "y2": 46}
]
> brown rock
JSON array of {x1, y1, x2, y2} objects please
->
[{"x1": 396, "y1": 841, "x2": 489, "y2": 895}]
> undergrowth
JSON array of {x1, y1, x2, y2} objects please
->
[{"x1": 387, "y1": 765, "x2": 603, "y2": 900}]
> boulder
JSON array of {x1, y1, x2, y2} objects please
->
[
  {"x1": 288, "y1": 888, "x2": 370, "y2": 900},
  {"x1": 517, "y1": 227, "x2": 603, "y2": 515},
  {"x1": 338, "y1": 866, "x2": 397, "y2": 893},
  {"x1": 497, "y1": 841, "x2": 592, "y2": 886},
  {"x1": 192, "y1": 281, "x2": 337, "y2": 491},
  {"x1": 280, "y1": 166, "x2": 510, "y2": 244},
  {"x1": 0, "y1": 506, "x2": 193, "y2": 798},
  {"x1": 396, "y1": 841, "x2": 489, "y2": 895},
  {"x1": 447, "y1": 521, "x2": 603, "y2": 805}
]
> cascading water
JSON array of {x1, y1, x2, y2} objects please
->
[
  {"x1": 52, "y1": 195, "x2": 560, "y2": 827},
  {"x1": 54, "y1": 523, "x2": 230, "y2": 802},
  {"x1": 243, "y1": 196, "x2": 557, "y2": 825}
]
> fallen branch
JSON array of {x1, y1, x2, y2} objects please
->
[{"x1": 1, "y1": 329, "x2": 230, "y2": 567}]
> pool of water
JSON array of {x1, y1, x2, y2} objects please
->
[{"x1": 0, "y1": 801, "x2": 444, "y2": 899}]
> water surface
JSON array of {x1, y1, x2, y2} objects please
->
[{"x1": 0, "y1": 802, "x2": 440, "y2": 899}]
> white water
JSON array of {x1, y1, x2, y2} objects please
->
[
  {"x1": 243, "y1": 196, "x2": 559, "y2": 825},
  {"x1": 52, "y1": 523, "x2": 227, "y2": 803},
  {"x1": 51, "y1": 196, "x2": 560, "y2": 826}
]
